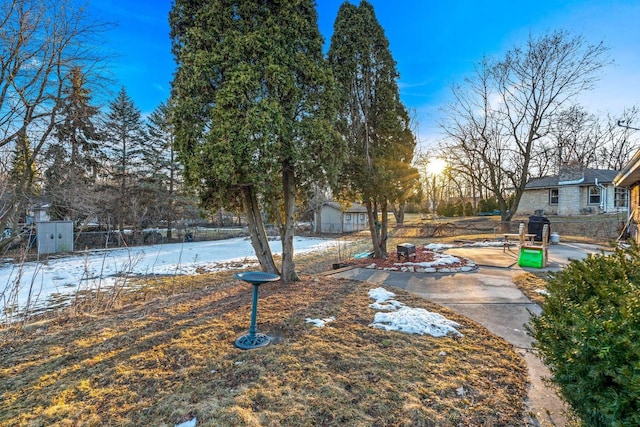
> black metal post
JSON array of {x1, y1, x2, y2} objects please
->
[{"x1": 247, "y1": 283, "x2": 260, "y2": 342}]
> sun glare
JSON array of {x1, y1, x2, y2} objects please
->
[{"x1": 426, "y1": 158, "x2": 447, "y2": 176}]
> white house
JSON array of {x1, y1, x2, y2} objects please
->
[
  {"x1": 27, "y1": 203, "x2": 51, "y2": 224},
  {"x1": 314, "y1": 202, "x2": 368, "y2": 234},
  {"x1": 517, "y1": 164, "x2": 628, "y2": 216}
]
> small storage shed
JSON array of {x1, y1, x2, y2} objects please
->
[
  {"x1": 36, "y1": 221, "x2": 74, "y2": 255},
  {"x1": 314, "y1": 202, "x2": 368, "y2": 234}
]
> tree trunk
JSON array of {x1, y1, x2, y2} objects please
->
[
  {"x1": 280, "y1": 165, "x2": 298, "y2": 283},
  {"x1": 119, "y1": 135, "x2": 127, "y2": 233},
  {"x1": 167, "y1": 145, "x2": 174, "y2": 240},
  {"x1": 379, "y1": 198, "x2": 389, "y2": 257},
  {"x1": 499, "y1": 200, "x2": 513, "y2": 233},
  {"x1": 498, "y1": 218, "x2": 512, "y2": 233},
  {"x1": 496, "y1": 192, "x2": 524, "y2": 233},
  {"x1": 241, "y1": 185, "x2": 279, "y2": 275},
  {"x1": 393, "y1": 202, "x2": 406, "y2": 224},
  {"x1": 365, "y1": 200, "x2": 378, "y2": 257},
  {"x1": 366, "y1": 199, "x2": 388, "y2": 258}
]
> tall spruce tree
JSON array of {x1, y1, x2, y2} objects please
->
[
  {"x1": 328, "y1": 1, "x2": 416, "y2": 258},
  {"x1": 45, "y1": 66, "x2": 102, "y2": 222},
  {"x1": 170, "y1": 0, "x2": 342, "y2": 282},
  {"x1": 146, "y1": 101, "x2": 181, "y2": 239},
  {"x1": 102, "y1": 87, "x2": 147, "y2": 232}
]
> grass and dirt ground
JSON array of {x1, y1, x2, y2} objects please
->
[{"x1": 0, "y1": 214, "x2": 614, "y2": 426}]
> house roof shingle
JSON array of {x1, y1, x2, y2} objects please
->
[{"x1": 525, "y1": 169, "x2": 618, "y2": 189}]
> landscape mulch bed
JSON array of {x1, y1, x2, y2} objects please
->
[{"x1": 348, "y1": 245, "x2": 475, "y2": 272}]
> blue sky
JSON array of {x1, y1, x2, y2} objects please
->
[{"x1": 91, "y1": 0, "x2": 640, "y2": 151}]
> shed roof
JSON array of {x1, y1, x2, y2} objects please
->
[{"x1": 323, "y1": 202, "x2": 367, "y2": 213}]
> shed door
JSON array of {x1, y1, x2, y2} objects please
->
[{"x1": 37, "y1": 221, "x2": 74, "y2": 254}]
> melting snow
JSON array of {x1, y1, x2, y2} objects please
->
[
  {"x1": 175, "y1": 418, "x2": 196, "y2": 427},
  {"x1": 425, "y1": 243, "x2": 449, "y2": 251},
  {"x1": 394, "y1": 253, "x2": 460, "y2": 268},
  {"x1": 0, "y1": 236, "x2": 341, "y2": 319},
  {"x1": 368, "y1": 287, "x2": 462, "y2": 337},
  {"x1": 306, "y1": 316, "x2": 336, "y2": 328}
]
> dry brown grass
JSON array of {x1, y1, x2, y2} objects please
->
[
  {"x1": 512, "y1": 272, "x2": 549, "y2": 305},
  {"x1": 0, "y1": 268, "x2": 528, "y2": 426},
  {"x1": 8, "y1": 214, "x2": 607, "y2": 426}
]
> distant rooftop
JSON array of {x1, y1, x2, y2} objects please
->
[{"x1": 525, "y1": 169, "x2": 618, "y2": 189}]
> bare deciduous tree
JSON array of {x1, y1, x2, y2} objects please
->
[
  {"x1": 599, "y1": 107, "x2": 640, "y2": 171},
  {"x1": 550, "y1": 105, "x2": 602, "y2": 171},
  {"x1": 0, "y1": 0, "x2": 110, "y2": 246},
  {"x1": 441, "y1": 31, "x2": 609, "y2": 226},
  {"x1": 531, "y1": 105, "x2": 640, "y2": 175}
]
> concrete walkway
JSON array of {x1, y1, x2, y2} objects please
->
[{"x1": 328, "y1": 242, "x2": 608, "y2": 426}]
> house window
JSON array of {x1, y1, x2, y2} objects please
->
[
  {"x1": 345, "y1": 213, "x2": 351, "y2": 221},
  {"x1": 549, "y1": 188, "x2": 559, "y2": 205},
  {"x1": 588, "y1": 186, "x2": 601, "y2": 205},
  {"x1": 615, "y1": 187, "x2": 629, "y2": 208},
  {"x1": 359, "y1": 213, "x2": 365, "y2": 222}
]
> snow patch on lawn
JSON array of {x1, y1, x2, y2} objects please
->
[
  {"x1": 368, "y1": 287, "x2": 462, "y2": 337},
  {"x1": 306, "y1": 316, "x2": 336, "y2": 328},
  {"x1": 175, "y1": 418, "x2": 196, "y2": 427},
  {"x1": 394, "y1": 252, "x2": 460, "y2": 268}
]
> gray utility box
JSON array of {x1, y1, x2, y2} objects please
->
[{"x1": 36, "y1": 221, "x2": 74, "y2": 255}]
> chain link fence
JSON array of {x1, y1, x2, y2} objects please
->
[{"x1": 74, "y1": 227, "x2": 250, "y2": 250}]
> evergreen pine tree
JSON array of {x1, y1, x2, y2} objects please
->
[
  {"x1": 328, "y1": 1, "x2": 417, "y2": 257},
  {"x1": 170, "y1": 0, "x2": 342, "y2": 281},
  {"x1": 145, "y1": 101, "x2": 182, "y2": 239},
  {"x1": 44, "y1": 66, "x2": 103, "y2": 222},
  {"x1": 10, "y1": 133, "x2": 40, "y2": 197},
  {"x1": 102, "y1": 87, "x2": 147, "y2": 232}
]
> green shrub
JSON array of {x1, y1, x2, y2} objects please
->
[
  {"x1": 477, "y1": 197, "x2": 498, "y2": 213},
  {"x1": 437, "y1": 200, "x2": 456, "y2": 217},
  {"x1": 529, "y1": 243, "x2": 640, "y2": 426},
  {"x1": 463, "y1": 201, "x2": 474, "y2": 216}
]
